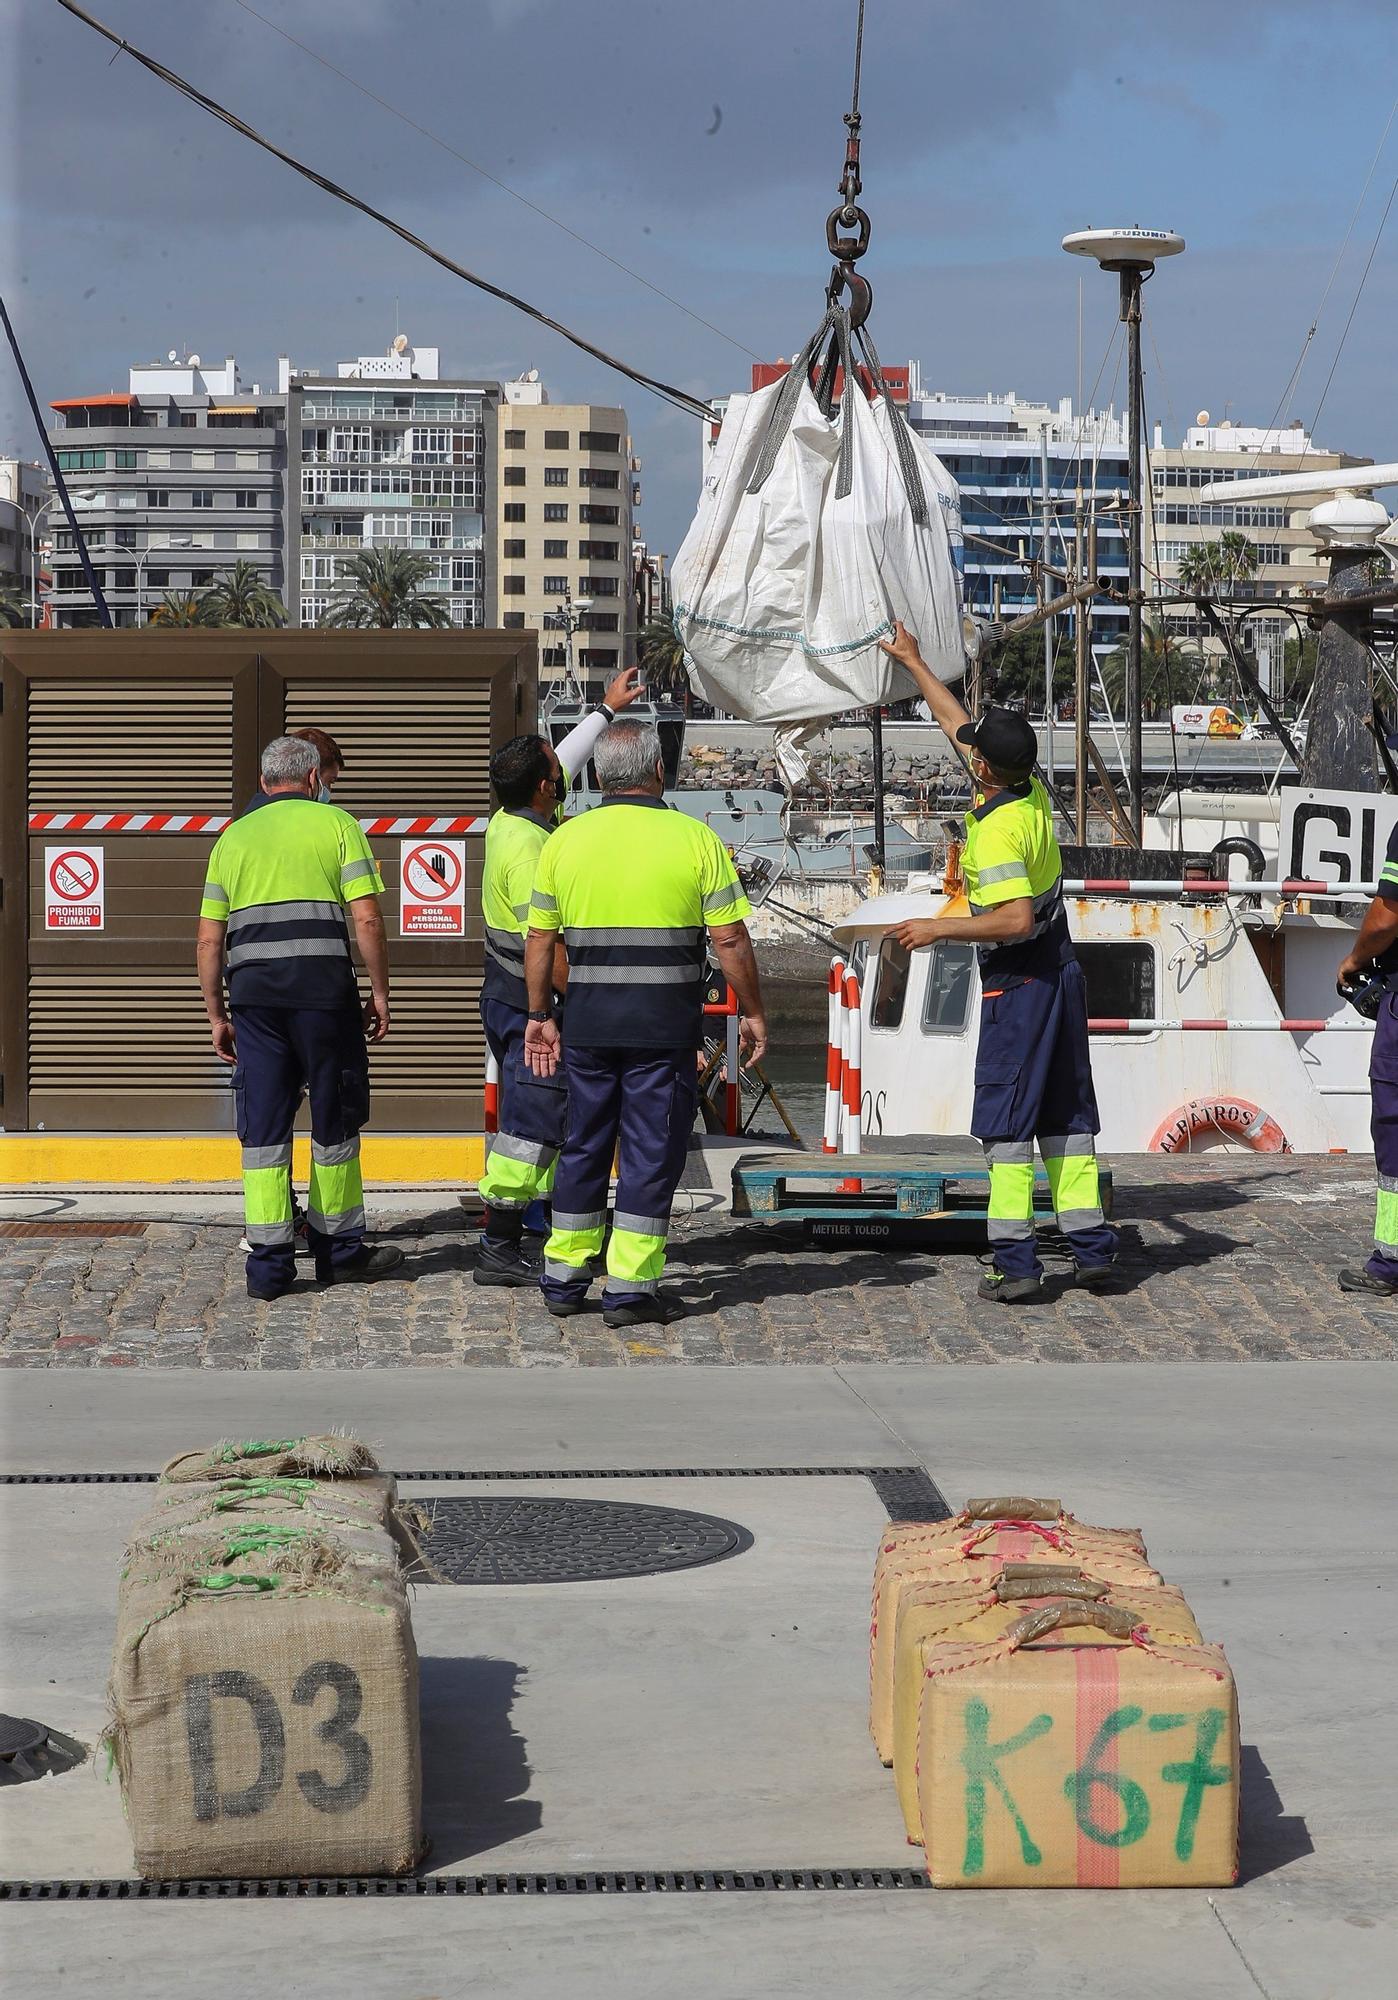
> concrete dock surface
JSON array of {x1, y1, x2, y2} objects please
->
[{"x1": 2, "y1": 1360, "x2": 1395, "y2": 1999}]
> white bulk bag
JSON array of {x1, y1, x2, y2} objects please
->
[{"x1": 672, "y1": 311, "x2": 966, "y2": 755}]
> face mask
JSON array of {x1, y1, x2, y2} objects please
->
[{"x1": 317, "y1": 784, "x2": 334, "y2": 803}]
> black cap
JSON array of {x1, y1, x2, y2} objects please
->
[{"x1": 955, "y1": 706, "x2": 1038, "y2": 778}]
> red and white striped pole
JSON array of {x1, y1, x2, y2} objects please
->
[
  {"x1": 823, "y1": 956, "x2": 845, "y2": 1153},
  {"x1": 484, "y1": 1050, "x2": 500, "y2": 1135},
  {"x1": 724, "y1": 1010, "x2": 742, "y2": 1137},
  {"x1": 841, "y1": 964, "x2": 862, "y2": 1191}
]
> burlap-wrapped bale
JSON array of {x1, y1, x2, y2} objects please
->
[
  {"x1": 125, "y1": 1510, "x2": 402, "y2": 1583},
  {"x1": 914, "y1": 1601, "x2": 1239, "y2": 1888},
  {"x1": 147, "y1": 1474, "x2": 437, "y2": 1582},
  {"x1": 891, "y1": 1575, "x2": 1204, "y2": 1844},
  {"x1": 111, "y1": 1541, "x2": 423, "y2": 1880},
  {"x1": 160, "y1": 1433, "x2": 380, "y2": 1483},
  {"x1": 870, "y1": 1518, "x2": 1161, "y2": 1764}
]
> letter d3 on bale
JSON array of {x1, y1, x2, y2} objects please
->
[{"x1": 109, "y1": 1550, "x2": 423, "y2": 1880}]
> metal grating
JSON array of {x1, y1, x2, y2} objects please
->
[
  {"x1": 416, "y1": 1495, "x2": 752, "y2": 1584},
  {"x1": 0, "y1": 1221, "x2": 147, "y2": 1240},
  {"x1": 283, "y1": 681, "x2": 493, "y2": 815},
  {"x1": 1, "y1": 1868, "x2": 930, "y2": 1900},
  {"x1": 27, "y1": 680, "x2": 235, "y2": 811}
]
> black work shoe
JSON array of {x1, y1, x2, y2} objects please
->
[
  {"x1": 545, "y1": 1295, "x2": 589, "y2": 1319},
  {"x1": 601, "y1": 1294, "x2": 679, "y2": 1330},
  {"x1": 1075, "y1": 1263, "x2": 1115, "y2": 1289},
  {"x1": 247, "y1": 1280, "x2": 295, "y2": 1302},
  {"x1": 519, "y1": 1232, "x2": 547, "y2": 1270},
  {"x1": 315, "y1": 1244, "x2": 406, "y2": 1286},
  {"x1": 977, "y1": 1271, "x2": 1043, "y2": 1305},
  {"x1": 473, "y1": 1248, "x2": 537, "y2": 1289},
  {"x1": 1337, "y1": 1267, "x2": 1398, "y2": 1297}
]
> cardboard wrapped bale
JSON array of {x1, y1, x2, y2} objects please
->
[
  {"x1": 870, "y1": 1515, "x2": 1161, "y2": 1764},
  {"x1": 914, "y1": 1601, "x2": 1239, "y2": 1888},
  {"x1": 160, "y1": 1433, "x2": 381, "y2": 1483},
  {"x1": 111, "y1": 1542, "x2": 423, "y2": 1880},
  {"x1": 891, "y1": 1574, "x2": 1204, "y2": 1844}
]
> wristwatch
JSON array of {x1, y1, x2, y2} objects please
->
[
  {"x1": 527, "y1": 1009, "x2": 551, "y2": 1023},
  {"x1": 597, "y1": 701, "x2": 615, "y2": 721}
]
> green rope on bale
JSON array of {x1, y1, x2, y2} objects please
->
[
  {"x1": 207, "y1": 1477, "x2": 320, "y2": 1509},
  {"x1": 196, "y1": 1572, "x2": 280, "y2": 1593},
  {"x1": 217, "y1": 1524, "x2": 310, "y2": 1563},
  {"x1": 215, "y1": 1438, "x2": 302, "y2": 1463}
]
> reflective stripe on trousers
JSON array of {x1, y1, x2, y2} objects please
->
[{"x1": 1368, "y1": 995, "x2": 1398, "y2": 1279}]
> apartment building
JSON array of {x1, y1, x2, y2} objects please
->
[
  {"x1": 285, "y1": 339, "x2": 500, "y2": 629},
  {"x1": 0, "y1": 458, "x2": 47, "y2": 621},
  {"x1": 496, "y1": 372, "x2": 637, "y2": 694},
  {"x1": 42, "y1": 353, "x2": 287, "y2": 628},
  {"x1": 1146, "y1": 418, "x2": 1368, "y2": 694}
]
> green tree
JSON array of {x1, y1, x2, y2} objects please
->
[
  {"x1": 1099, "y1": 622, "x2": 1209, "y2": 718},
  {"x1": 0, "y1": 584, "x2": 29, "y2": 628},
  {"x1": 202, "y1": 560, "x2": 286, "y2": 628},
  {"x1": 1175, "y1": 532, "x2": 1259, "y2": 598},
  {"x1": 636, "y1": 615, "x2": 689, "y2": 698},
  {"x1": 323, "y1": 548, "x2": 450, "y2": 630},
  {"x1": 148, "y1": 590, "x2": 217, "y2": 629}
]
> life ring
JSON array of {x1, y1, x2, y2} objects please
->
[{"x1": 1148, "y1": 1097, "x2": 1291, "y2": 1154}]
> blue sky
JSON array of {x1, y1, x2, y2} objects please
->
[{"x1": 3, "y1": 0, "x2": 1396, "y2": 560}]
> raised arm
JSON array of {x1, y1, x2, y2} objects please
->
[
  {"x1": 554, "y1": 665, "x2": 645, "y2": 779},
  {"x1": 879, "y1": 620, "x2": 972, "y2": 751}
]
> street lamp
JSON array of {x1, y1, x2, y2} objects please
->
[
  {"x1": 1063, "y1": 226, "x2": 1185, "y2": 842},
  {"x1": 549, "y1": 585, "x2": 593, "y2": 701},
  {"x1": 23, "y1": 491, "x2": 93, "y2": 627},
  {"x1": 136, "y1": 538, "x2": 195, "y2": 625}
]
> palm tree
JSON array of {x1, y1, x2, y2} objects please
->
[
  {"x1": 636, "y1": 614, "x2": 689, "y2": 699},
  {"x1": 148, "y1": 590, "x2": 216, "y2": 629},
  {"x1": 323, "y1": 548, "x2": 450, "y2": 630},
  {"x1": 1099, "y1": 621, "x2": 1208, "y2": 719},
  {"x1": 1176, "y1": 532, "x2": 1259, "y2": 598},
  {"x1": 202, "y1": 560, "x2": 286, "y2": 628},
  {"x1": 0, "y1": 584, "x2": 29, "y2": 628}
]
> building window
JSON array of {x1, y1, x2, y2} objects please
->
[
  {"x1": 578, "y1": 430, "x2": 620, "y2": 452},
  {"x1": 191, "y1": 570, "x2": 215, "y2": 587},
  {"x1": 579, "y1": 468, "x2": 618, "y2": 488},
  {"x1": 57, "y1": 448, "x2": 106, "y2": 471},
  {"x1": 579, "y1": 647, "x2": 617, "y2": 669},
  {"x1": 191, "y1": 489, "x2": 215, "y2": 508},
  {"x1": 543, "y1": 467, "x2": 568, "y2": 487},
  {"x1": 502, "y1": 538, "x2": 526, "y2": 558},
  {"x1": 580, "y1": 611, "x2": 619, "y2": 632},
  {"x1": 145, "y1": 569, "x2": 169, "y2": 589},
  {"x1": 870, "y1": 940, "x2": 910, "y2": 1030},
  {"x1": 502, "y1": 611, "x2": 526, "y2": 629},
  {"x1": 542, "y1": 575, "x2": 569, "y2": 595},
  {"x1": 1077, "y1": 942, "x2": 1155, "y2": 1026},
  {"x1": 581, "y1": 575, "x2": 618, "y2": 596},
  {"x1": 235, "y1": 450, "x2": 260, "y2": 471},
  {"x1": 502, "y1": 576, "x2": 527, "y2": 596},
  {"x1": 579, "y1": 504, "x2": 618, "y2": 524},
  {"x1": 544, "y1": 502, "x2": 568, "y2": 523},
  {"x1": 113, "y1": 529, "x2": 137, "y2": 549},
  {"x1": 113, "y1": 568, "x2": 137, "y2": 590},
  {"x1": 543, "y1": 539, "x2": 568, "y2": 559},
  {"x1": 503, "y1": 502, "x2": 526, "y2": 522},
  {"x1": 146, "y1": 449, "x2": 170, "y2": 470},
  {"x1": 503, "y1": 428, "x2": 526, "y2": 449},
  {"x1": 236, "y1": 533, "x2": 262, "y2": 551},
  {"x1": 113, "y1": 449, "x2": 138, "y2": 470},
  {"x1": 179, "y1": 412, "x2": 199, "y2": 427},
  {"x1": 920, "y1": 944, "x2": 975, "y2": 1034},
  {"x1": 503, "y1": 466, "x2": 527, "y2": 487},
  {"x1": 191, "y1": 450, "x2": 216, "y2": 470},
  {"x1": 579, "y1": 540, "x2": 619, "y2": 561},
  {"x1": 544, "y1": 429, "x2": 569, "y2": 449},
  {"x1": 147, "y1": 490, "x2": 170, "y2": 507},
  {"x1": 234, "y1": 490, "x2": 260, "y2": 509}
]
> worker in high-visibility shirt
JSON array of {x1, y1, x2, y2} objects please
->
[
  {"x1": 523, "y1": 718, "x2": 769, "y2": 1328},
  {"x1": 196, "y1": 734, "x2": 404, "y2": 1301},
  {"x1": 475, "y1": 665, "x2": 645, "y2": 1285},
  {"x1": 878, "y1": 621, "x2": 1117, "y2": 1302}
]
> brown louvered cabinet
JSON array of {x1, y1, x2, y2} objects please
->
[{"x1": 0, "y1": 630, "x2": 535, "y2": 1133}]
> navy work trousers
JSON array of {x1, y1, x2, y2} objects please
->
[
  {"x1": 478, "y1": 997, "x2": 568, "y2": 1237},
  {"x1": 231, "y1": 1004, "x2": 370, "y2": 1292},
  {"x1": 542, "y1": 1045, "x2": 697, "y2": 1309},
  {"x1": 972, "y1": 960, "x2": 1118, "y2": 1280},
  {"x1": 1367, "y1": 990, "x2": 1398, "y2": 1281}
]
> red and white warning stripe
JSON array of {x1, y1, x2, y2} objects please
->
[
  {"x1": 1089, "y1": 1017, "x2": 1372, "y2": 1033},
  {"x1": 28, "y1": 811, "x2": 484, "y2": 835}
]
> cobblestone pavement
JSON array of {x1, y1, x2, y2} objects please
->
[{"x1": 1, "y1": 1156, "x2": 1395, "y2": 1369}]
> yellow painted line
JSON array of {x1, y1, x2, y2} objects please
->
[{"x1": 0, "y1": 1133, "x2": 487, "y2": 1187}]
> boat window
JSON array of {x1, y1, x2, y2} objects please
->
[
  {"x1": 1075, "y1": 942, "x2": 1155, "y2": 1024},
  {"x1": 921, "y1": 943, "x2": 975, "y2": 1035},
  {"x1": 870, "y1": 940, "x2": 910, "y2": 1029}
]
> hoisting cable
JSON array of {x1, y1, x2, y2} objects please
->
[
  {"x1": 815, "y1": 0, "x2": 873, "y2": 414},
  {"x1": 54, "y1": 0, "x2": 716, "y2": 425}
]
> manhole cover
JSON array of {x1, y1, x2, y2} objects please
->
[
  {"x1": 417, "y1": 1496, "x2": 752, "y2": 1584},
  {"x1": 0, "y1": 1715, "x2": 86, "y2": 1784}
]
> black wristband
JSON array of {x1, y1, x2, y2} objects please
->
[
  {"x1": 597, "y1": 702, "x2": 615, "y2": 722},
  {"x1": 527, "y1": 1009, "x2": 551, "y2": 1023}
]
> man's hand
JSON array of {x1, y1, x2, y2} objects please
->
[
  {"x1": 889, "y1": 918, "x2": 944, "y2": 950},
  {"x1": 1338, "y1": 950, "x2": 1373, "y2": 988},
  {"x1": 604, "y1": 664, "x2": 645, "y2": 712},
  {"x1": 524, "y1": 1016, "x2": 562, "y2": 1077},
  {"x1": 738, "y1": 1014, "x2": 768, "y2": 1067},
  {"x1": 210, "y1": 1017, "x2": 237, "y2": 1066},
  {"x1": 878, "y1": 620, "x2": 925, "y2": 673},
  {"x1": 363, "y1": 991, "x2": 390, "y2": 1043}
]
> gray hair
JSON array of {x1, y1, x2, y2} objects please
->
[
  {"x1": 593, "y1": 718, "x2": 663, "y2": 794},
  {"x1": 260, "y1": 734, "x2": 320, "y2": 787}
]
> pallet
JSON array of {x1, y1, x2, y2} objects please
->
[{"x1": 730, "y1": 1150, "x2": 1114, "y2": 1234}]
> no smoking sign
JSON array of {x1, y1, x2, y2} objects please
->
[
  {"x1": 400, "y1": 838, "x2": 467, "y2": 937},
  {"x1": 45, "y1": 845, "x2": 105, "y2": 931}
]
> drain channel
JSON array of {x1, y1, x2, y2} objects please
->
[{"x1": 2, "y1": 1868, "x2": 929, "y2": 1900}]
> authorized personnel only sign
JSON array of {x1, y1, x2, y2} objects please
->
[
  {"x1": 45, "y1": 845, "x2": 105, "y2": 930},
  {"x1": 399, "y1": 838, "x2": 467, "y2": 936}
]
